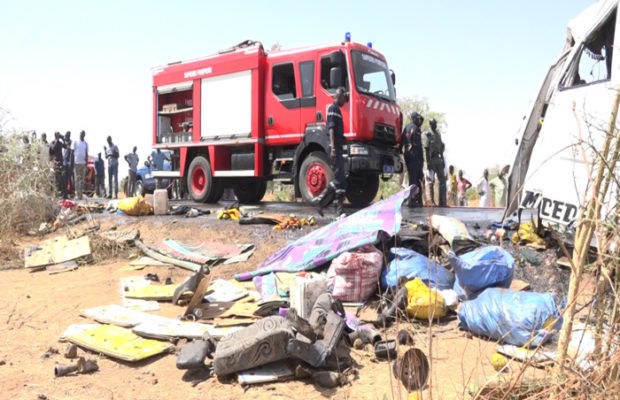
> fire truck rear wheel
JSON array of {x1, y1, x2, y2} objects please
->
[
  {"x1": 299, "y1": 151, "x2": 334, "y2": 204},
  {"x1": 233, "y1": 180, "x2": 267, "y2": 204},
  {"x1": 187, "y1": 156, "x2": 217, "y2": 203},
  {"x1": 346, "y1": 173, "x2": 380, "y2": 208}
]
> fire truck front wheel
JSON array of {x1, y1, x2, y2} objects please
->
[
  {"x1": 299, "y1": 151, "x2": 334, "y2": 204},
  {"x1": 233, "y1": 180, "x2": 267, "y2": 204},
  {"x1": 187, "y1": 156, "x2": 219, "y2": 203},
  {"x1": 346, "y1": 173, "x2": 380, "y2": 208}
]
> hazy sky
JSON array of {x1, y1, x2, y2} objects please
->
[{"x1": 0, "y1": 0, "x2": 594, "y2": 179}]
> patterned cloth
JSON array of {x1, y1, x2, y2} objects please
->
[
  {"x1": 327, "y1": 245, "x2": 383, "y2": 302},
  {"x1": 237, "y1": 188, "x2": 412, "y2": 300}
]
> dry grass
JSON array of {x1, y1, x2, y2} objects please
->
[{"x1": 0, "y1": 132, "x2": 55, "y2": 237}]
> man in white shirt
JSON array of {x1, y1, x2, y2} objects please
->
[
  {"x1": 125, "y1": 146, "x2": 139, "y2": 197},
  {"x1": 73, "y1": 130, "x2": 89, "y2": 200},
  {"x1": 476, "y1": 169, "x2": 491, "y2": 207}
]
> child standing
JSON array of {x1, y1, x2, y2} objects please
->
[
  {"x1": 457, "y1": 170, "x2": 472, "y2": 206},
  {"x1": 448, "y1": 165, "x2": 458, "y2": 206}
]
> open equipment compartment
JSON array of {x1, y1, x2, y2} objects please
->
[{"x1": 156, "y1": 81, "x2": 194, "y2": 144}]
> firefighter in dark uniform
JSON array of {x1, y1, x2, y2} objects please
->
[
  {"x1": 422, "y1": 118, "x2": 447, "y2": 206},
  {"x1": 315, "y1": 87, "x2": 347, "y2": 217},
  {"x1": 401, "y1": 112, "x2": 424, "y2": 206}
]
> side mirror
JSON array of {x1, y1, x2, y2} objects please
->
[
  {"x1": 390, "y1": 69, "x2": 396, "y2": 85},
  {"x1": 330, "y1": 67, "x2": 343, "y2": 89}
]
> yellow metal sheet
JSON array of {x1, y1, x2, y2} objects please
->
[
  {"x1": 124, "y1": 284, "x2": 191, "y2": 301},
  {"x1": 66, "y1": 324, "x2": 173, "y2": 362},
  {"x1": 218, "y1": 297, "x2": 260, "y2": 319},
  {"x1": 25, "y1": 236, "x2": 91, "y2": 268}
]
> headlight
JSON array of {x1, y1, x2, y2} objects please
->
[{"x1": 349, "y1": 145, "x2": 369, "y2": 156}]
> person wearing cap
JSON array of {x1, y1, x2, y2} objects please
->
[
  {"x1": 314, "y1": 87, "x2": 347, "y2": 217},
  {"x1": 401, "y1": 112, "x2": 424, "y2": 206},
  {"x1": 422, "y1": 118, "x2": 447, "y2": 206}
]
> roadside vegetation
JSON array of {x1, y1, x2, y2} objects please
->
[{"x1": 0, "y1": 109, "x2": 55, "y2": 237}]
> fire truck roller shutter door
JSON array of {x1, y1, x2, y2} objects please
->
[{"x1": 201, "y1": 70, "x2": 252, "y2": 139}]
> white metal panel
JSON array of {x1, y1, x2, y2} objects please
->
[
  {"x1": 213, "y1": 170, "x2": 254, "y2": 177},
  {"x1": 151, "y1": 171, "x2": 181, "y2": 178},
  {"x1": 201, "y1": 70, "x2": 252, "y2": 139}
]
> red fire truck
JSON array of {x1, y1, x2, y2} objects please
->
[{"x1": 151, "y1": 35, "x2": 403, "y2": 207}]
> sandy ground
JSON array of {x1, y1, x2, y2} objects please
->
[{"x1": 0, "y1": 215, "x2": 591, "y2": 400}]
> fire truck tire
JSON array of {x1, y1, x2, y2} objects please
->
[
  {"x1": 187, "y1": 156, "x2": 217, "y2": 203},
  {"x1": 346, "y1": 173, "x2": 380, "y2": 208},
  {"x1": 299, "y1": 151, "x2": 334, "y2": 204},
  {"x1": 233, "y1": 180, "x2": 267, "y2": 204},
  {"x1": 206, "y1": 179, "x2": 224, "y2": 203}
]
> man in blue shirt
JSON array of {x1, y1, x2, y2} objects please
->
[
  {"x1": 150, "y1": 149, "x2": 168, "y2": 171},
  {"x1": 94, "y1": 152, "x2": 106, "y2": 198},
  {"x1": 314, "y1": 87, "x2": 347, "y2": 217},
  {"x1": 104, "y1": 136, "x2": 120, "y2": 199}
]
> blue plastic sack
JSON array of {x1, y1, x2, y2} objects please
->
[
  {"x1": 450, "y1": 246, "x2": 514, "y2": 300},
  {"x1": 458, "y1": 288, "x2": 561, "y2": 347},
  {"x1": 380, "y1": 248, "x2": 454, "y2": 290}
]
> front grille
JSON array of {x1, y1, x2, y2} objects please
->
[{"x1": 374, "y1": 123, "x2": 396, "y2": 144}]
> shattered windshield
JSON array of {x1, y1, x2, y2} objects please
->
[{"x1": 351, "y1": 51, "x2": 396, "y2": 102}]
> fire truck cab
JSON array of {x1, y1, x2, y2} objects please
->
[{"x1": 151, "y1": 36, "x2": 403, "y2": 207}]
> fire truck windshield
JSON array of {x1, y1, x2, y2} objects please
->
[{"x1": 351, "y1": 50, "x2": 396, "y2": 102}]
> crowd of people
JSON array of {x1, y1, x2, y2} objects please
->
[
  {"x1": 401, "y1": 111, "x2": 509, "y2": 208},
  {"x1": 35, "y1": 131, "x2": 145, "y2": 200},
  {"x1": 27, "y1": 110, "x2": 509, "y2": 209}
]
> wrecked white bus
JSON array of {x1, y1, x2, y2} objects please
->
[{"x1": 507, "y1": 0, "x2": 619, "y2": 228}]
